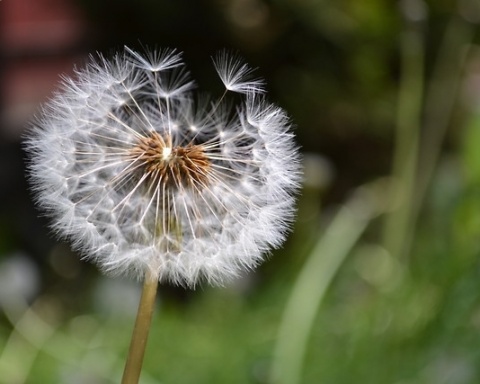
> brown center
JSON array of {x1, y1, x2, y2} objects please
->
[{"x1": 129, "y1": 131, "x2": 211, "y2": 189}]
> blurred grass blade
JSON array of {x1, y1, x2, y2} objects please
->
[
  {"x1": 413, "y1": 15, "x2": 474, "y2": 229},
  {"x1": 382, "y1": 5, "x2": 425, "y2": 261},
  {"x1": 271, "y1": 185, "x2": 383, "y2": 384},
  {"x1": 0, "y1": 299, "x2": 55, "y2": 384}
]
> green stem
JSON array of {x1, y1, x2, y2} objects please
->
[
  {"x1": 383, "y1": 12, "x2": 474, "y2": 262},
  {"x1": 412, "y1": 15, "x2": 474, "y2": 225},
  {"x1": 382, "y1": 16, "x2": 424, "y2": 261},
  {"x1": 121, "y1": 270, "x2": 158, "y2": 384}
]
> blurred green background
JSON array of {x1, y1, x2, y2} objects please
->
[{"x1": 2, "y1": 0, "x2": 480, "y2": 383}]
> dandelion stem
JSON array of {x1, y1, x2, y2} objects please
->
[{"x1": 121, "y1": 270, "x2": 158, "y2": 384}]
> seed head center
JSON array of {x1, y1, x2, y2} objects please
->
[
  {"x1": 130, "y1": 131, "x2": 211, "y2": 188},
  {"x1": 162, "y1": 146, "x2": 172, "y2": 161}
]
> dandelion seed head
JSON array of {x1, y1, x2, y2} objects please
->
[{"x1": 26, "y1": 46, "x2": 301, "y2": 287}]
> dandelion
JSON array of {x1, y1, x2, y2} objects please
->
[
  {"x1": 27, "y1": 46, "x2": 300, "y2": 286},
  {"x1": 25, "y1": 46, "x2": 301, "y2": 382}
]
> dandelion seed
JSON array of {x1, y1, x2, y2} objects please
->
[
  {"x1": 26, "y1": 47, "x2": 301, "y2": 288},
  {"x1": 213, "y1": 50, "x2": 265, "y2": 94}
]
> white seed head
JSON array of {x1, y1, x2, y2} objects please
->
[{"x1": 26, "y1": 47, "x2": 301, "y2": 287}]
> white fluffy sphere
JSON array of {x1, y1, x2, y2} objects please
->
[{"x1": 26, "y1": 47, "x2": 301, "y2": 287}]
